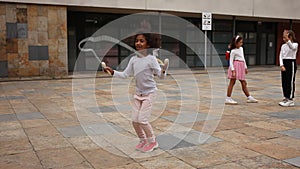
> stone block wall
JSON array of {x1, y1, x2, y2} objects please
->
[{"x1": 0, "y1": 3, "x2": 67, "y2": 78}]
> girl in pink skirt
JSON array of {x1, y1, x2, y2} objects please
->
[{"x1": 225, "y1": 35, "x2": 258, "y2": 104}]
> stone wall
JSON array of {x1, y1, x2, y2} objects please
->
[{"x1": 0, "y1": 3, "x2": 67, "y2": 78}]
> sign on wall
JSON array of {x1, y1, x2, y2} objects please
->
[{"x1": 202, "y1": 12, "x2": 212, "y2": 30}]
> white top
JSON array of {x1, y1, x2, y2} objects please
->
[
  {"x1": 113, "y1": 54, "x2": 165, "y2": 95},
  {"x1": 229, "y1": 47, "x2": 247, "y2": 71},
  {"x1": 279, "y1": 40, "x2": 298, "y2": 66}
]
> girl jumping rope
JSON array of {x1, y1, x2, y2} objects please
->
[
  {"x1": 103, "y1": 33, "x2": 168, "y2": 152},
  {"x1": 225, "y1": 35, "x2": 258, "y2": 104},
  {"x1": 279, "y1": 30, "x2": 298, "y2": 107}
]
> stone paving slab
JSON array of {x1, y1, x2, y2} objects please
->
[
  {"x1": 168, "y1": 146, "x2": 230, "y2": 168},
  {"x1": 58, "y1": 125, "x2": 87, "y2": 138},
  {"x1": 0, "y1": 95, "x2": 26, "y2": 100},
  {"x1": 0, "y1": 128, "x2": 28, "y2": 142},
  {"x1": 235, "y1": 126, "x2": 283, "y2": 140},
  {"x1": 200, "y1": 141, "x2": 261, "y2": 160},
  {"x1": 36, "y1": 147, "x2": 87, "y2": 169},
  {"x1": 0, "y1": 139, "x2": 32, "y2": 156},
  {"x1": 172, "y1": 130, "x2": 222, "y2": 145},
  {"x1": 246, "y1": 121, "x2": 292, "y2": 131},
  {"x1": 25, "y1": 125, "x2": 72, "y2": 151},
  {"x1": 203, "y1": 162, "x2": 248, "y2": 169},
  {"x1": 87, "y1": 106, "x2": 118, "y2": 113},
  {"x1": 284, "y1": 157, "x2": 300, "y2": 168},
  {"x1": 214, "y1": 130, "x2": 259, "y2": 144},
  {"x1": 0, "y1": 113, "x2": 17, "y2": 122},
  {"x1": 244, "y1": 142, "x2": 300, "y2": 160},
  {"x1": 268, "y1": 136, "x2": 300, "y2": 151},
  {"x1": 0, "y1": 151, "x2": 43, "y2": 169},
  {"x1": 16, "y1": 111, "x2": 45, "y2": 120},
  {"x1": 80, "y1": 148, "x2": 135, "y2": 169},
  {"x1": 156, "y1": 134, "x2": 195, "y2": 150},
  {"x1": 279, "y1": 128, "x2": 300, "y2": 139},
  {"x1": 20, "y1": 119, "x2": 52, "y2": 129},
  {"x1": 161, "y1": 112, "x2": 220, "y2": 123},
  {"x1": 67, "y1": 136, "x2": 103, "y2": 151},
  {"x1": 267, "y1": 110, "x2": 300, "y2": 120},
  {"x1": 140, "y1": 156, "x2": 195, "y2": 169},
  {"x1": 0, "y1": 121, "x2": 22, "y2": 131},
  {"x1": 237, "y1": 155, "x2": 299, "y2": 169},
  {"x1": 84, "y1": 122, "x2": 124, "y2": 135}
]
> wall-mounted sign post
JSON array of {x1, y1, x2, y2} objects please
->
[{"x1": 202, "y1": 12, "x2": 212, "y2": 69}]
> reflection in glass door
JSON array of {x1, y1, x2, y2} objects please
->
[
  {"x1": 260, "y1": 33, "x2": 267, "y2": 65},
  {"x1": 237, "y1": 32, "x2": 257, "y2": 66},
  {"x1": 267, "y1": 34, "x2": 275, "y2": 64},
  {"x1": 260, "y1": 33, "x2": 276, "y2": 65}
]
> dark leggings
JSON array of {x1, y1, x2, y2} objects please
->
[{"x1": 281, "y1": 59, "x2": 297, "y2": 99}]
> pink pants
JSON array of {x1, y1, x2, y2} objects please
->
[
  {"x1": 132, "y1": 93, "x2": 156, "y2": 141},
  {"x1": 132, "y1": 93, "x2": 156, "y2": 124}
]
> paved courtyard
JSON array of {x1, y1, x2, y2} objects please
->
[{"x1": 0, "y1": 66, "x2": 300, "y2": 169}]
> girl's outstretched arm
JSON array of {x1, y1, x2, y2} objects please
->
[{"x1": 113, "y1": 57, "x2": 134, "y2": 78}]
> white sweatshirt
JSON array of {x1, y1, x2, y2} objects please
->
[
  {"x1": 279, "y1": 40, "x2": 298, "y2": 66},
  {"x1": 229, "y1": 47, "x2": 247, "y2": 71},
  {"x1": 113, "y1": 54, "x2": 165, "y2": 95}
]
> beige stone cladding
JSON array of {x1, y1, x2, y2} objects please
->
[{"x1": 0, "y1": 3, "x2": 67, "y2": 77}]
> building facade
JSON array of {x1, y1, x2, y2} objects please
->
[{"x1": 0, "y1": 0, "x2": 299, "y2": 78}]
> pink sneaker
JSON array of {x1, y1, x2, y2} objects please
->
[
  {"x1": 135, "y1": 140, "x2": 147, "y2": 151},
  {"x1": 142, "y1": 141, "x2": 159, "y2": 153}
]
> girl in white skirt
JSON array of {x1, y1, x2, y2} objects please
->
[{"x1": 225, "y1": 35, "x2": 258, "y2": 104}]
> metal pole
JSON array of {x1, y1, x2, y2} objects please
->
[
  {"x1": 159, "y1": 12, "x2": 162, "y2": 48},
  {"x1": 159, "y1": 12, "x2": 161, "y2": 35},
  {"x1": 289, "y1": 19, "x2": 293, "y2": 30},
  {"x1": 233, "y1": 16, "x2": 236, "y2": 35},
  {"x1": 204, "y1": 30, "x2": 207, "y2": 69}
]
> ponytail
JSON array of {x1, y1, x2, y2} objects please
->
[{"x1": 288, "y1": 30, "x2": 297, "y2": 42}]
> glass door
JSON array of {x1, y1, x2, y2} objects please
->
[
  {"x1": 237, "y1": 32, "x2": 257, "y2": 65},
  {"x1": 236, "y1": 21, "x2": 257, "y2": 66},
  {"x1": 259, "y1": 33, "x2": 276, "y2": 65},
  {"x1": 260, "y1": 33, "x2": 267, "y2": 65},
  {"x1": 266, "y1": 34, "x2": 276, "y2": 64},
  {"x1": 257, "y1": 22, "x2": 276, "y2": 65}
]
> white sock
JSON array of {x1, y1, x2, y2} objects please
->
[
  {"x1": 140, "y1": 138, "x2": 146, "y2": 142},
  {"x1": 147, "y1": 136, "x2": 156, "y2": 143}
]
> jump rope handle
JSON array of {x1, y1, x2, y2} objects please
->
[{"x1": 101, "y1": 62, "x2": 112, "y2": 75}]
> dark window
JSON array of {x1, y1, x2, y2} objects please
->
[
  {"x1": 213, "y1": 20, "x2": 233, "y2": 32},
  {"x1": 212, "y1": 20, "x2": 233, "y2": 66},
  {"x1": 6, "y1": 23, "x2": 17, "y2": 39},
  {"x1": 236, "y1": 21, "x2": 256, "y2": 32},
  {"x1": 29, "y1": 46, "x2": 49, "y2": 60},
  {"x1": 0, "y1": 61, "x2": 8, "y2": 77}
]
